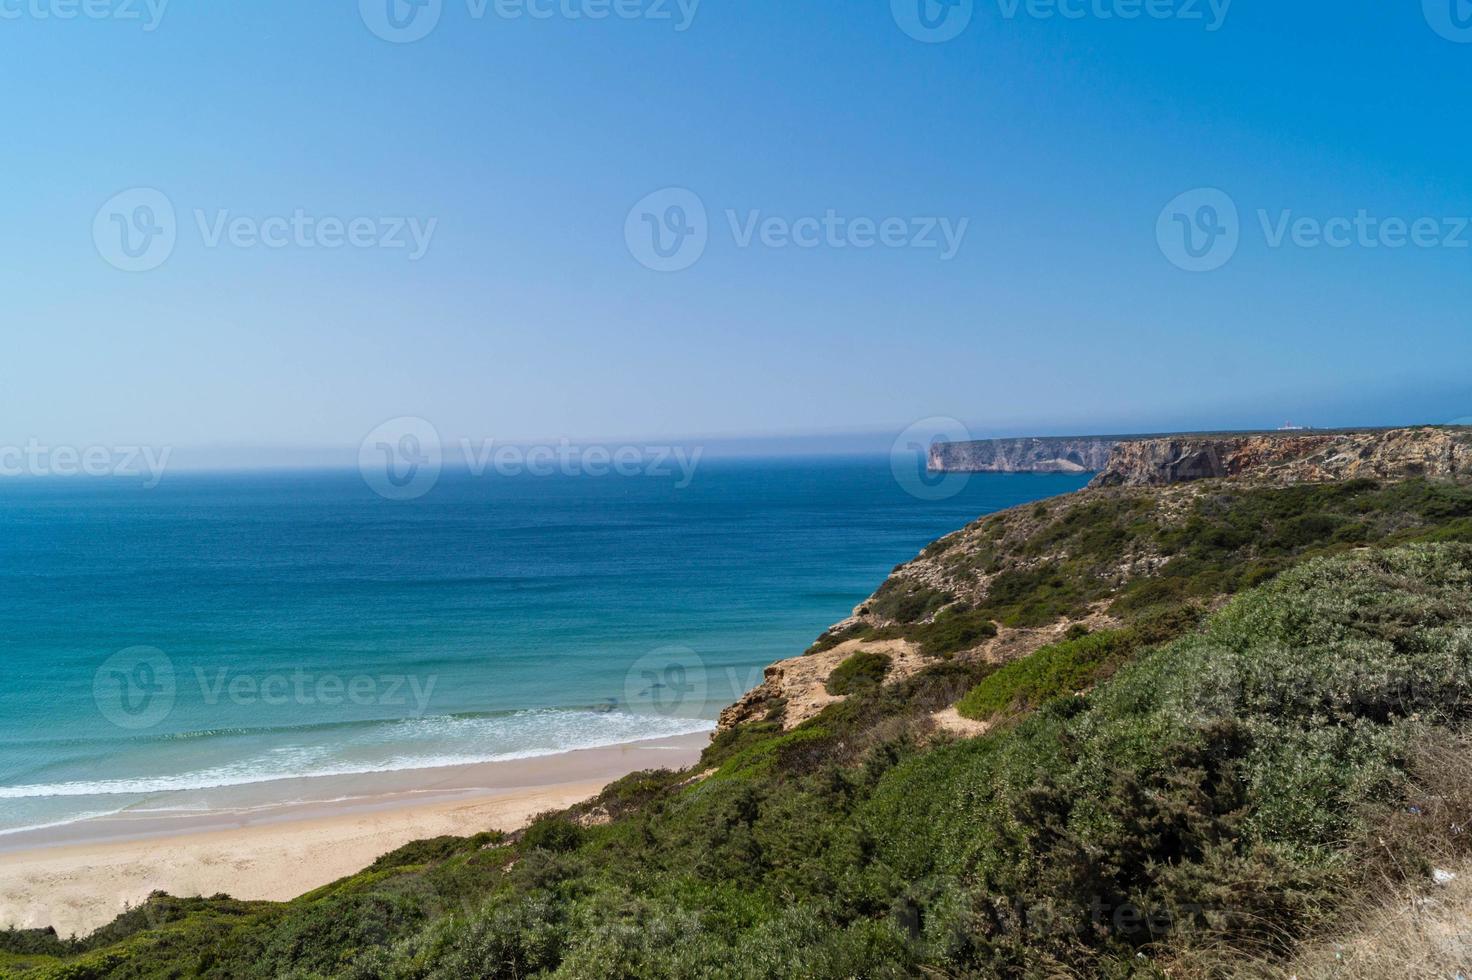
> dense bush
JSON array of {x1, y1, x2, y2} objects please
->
[
  {"x1": 955, "y1": 606, "x2": 1202, "y2": 722},
  {"x1": 956, "y1": 477, "x2": 1472, "y2": 630},
  {"x1": 866, "y1": 579, "x2": 952, "y2": 624},
  {"x1": 369, "y1": 833, "x2": 503, "y2": 872},
  {"x1": 824, "y1": 651, "x2": 891, "y2": 695},
  {"x1": 865, "y1": 545, "x2": 1472, "y2": 969},
  {"x1": 911, "y1": 606, "x2": 997, "y2": 656},
  {"x1": 520, "y1": 815, "x2": 586, "y2": 854},
  {"x1": 954, "y1": 626, "x2": 1134, "y2": 721}
]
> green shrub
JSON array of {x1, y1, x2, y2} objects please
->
[
  {"x1": 0, "y1": 928, "x2": 69, "y2": 959},
  {"x1": 869, "y1": 545, "x2": 1472, "y2": 968},
  {"x1": 956, "y1": 628, "x2": 1134, "y2": 721},
  {"x1": 369, "y1": 833, "x2": 502, "y2": 872},
  {"x1": 825, "y1": 651, "x2": 892, "y2": 696},
  {"x1": 712, "y1": 725, "x2": 836, "y2": 780},
  {"x1": 867, "y1": 579, "x2": 953, "y2": 624},
  {"x1": 956, "y1": 605, "x2": 1203, "y2": 722},
  {"x1": 977, "y1": 478, "x2": 1472, "y2": 631},
  {"x1": 911, "y1": 606, "x2": 997, "y2": 657},
  {"x1": 520, "y1": 815, "x2": 585, "y2": 853},
  {"x1": 805, "y1": 621, "x2": 876, "y2": 655},
  {"x1": 981, "y1": 562, "x2": 1093, "y2": 626}
]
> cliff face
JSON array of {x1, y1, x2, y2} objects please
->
[
  {"x1": 1090, "y1": 427, "x2": 1472, "y2": 488},
  {"x1": 928, "y1": 436, "x2": 1118, "y2": 473},
  {"x1": 722, "y1": 426, "x2": 1472, "y2": 734}
]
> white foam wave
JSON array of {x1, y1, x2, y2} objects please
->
[
  {"x1": 0, "y1": 808, "x2": 130, "y2": 836},
  {"x1": 0, "y1": 711, "x2": 714, "y2": 800}
]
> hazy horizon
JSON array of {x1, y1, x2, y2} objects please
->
[{"x1": 5, "y1": 397, "x2": 1471, "y2": 479}]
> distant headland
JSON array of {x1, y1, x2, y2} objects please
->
[{"x1": 929, "y1": 425, "x2": 1472, "y2": 486}]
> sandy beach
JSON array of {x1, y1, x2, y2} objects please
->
[{"x1": 0, "y1": 732, "x2": 708, "y2": 938}]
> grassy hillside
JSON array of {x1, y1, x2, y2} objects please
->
[{"x1": 8, "y1": 479, "x2": 1472, "y2": 978}]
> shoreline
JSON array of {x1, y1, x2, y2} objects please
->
[{"x1": 0, "y1": 731, "x2": 709, "y2": 937}]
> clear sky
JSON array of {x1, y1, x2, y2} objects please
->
[{"x1": 3, "y1": 0, "x2": 1471, "y2": 458}]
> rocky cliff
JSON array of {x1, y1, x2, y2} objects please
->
[
  {"x1": 1089, "y1": 426, "x2": 1472, "y2": 487},
  {"x1": 927, "y1": 436, "x2": 1118, "y2": 473},
  {"x1": 722, "y1": 426, "x2": 1472, "y2": 733}
]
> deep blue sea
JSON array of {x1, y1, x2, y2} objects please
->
[{"x1": 0, "y1": 461, "x2": 1087, "y2": 836}]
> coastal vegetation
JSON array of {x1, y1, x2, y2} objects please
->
[
  {"x1": 8, "y1": 475, "x2": 1472, "y2": 977},
  {"x1": 823, "y1": 651, "x2": 891, "y2": 696}
]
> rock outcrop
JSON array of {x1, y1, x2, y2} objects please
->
[
  {"x1": 930, "y1": 427, "x2": 1472, "y2": 485},
  {"x1": 929, "y1": 436, "x2": 1118, "y2": 474},
  {"x1": 716, "y1": 637, "x2": 927, "y2": 732},
  {"x1": 1090, "y1": 427, "x2": 1472, "y2": 488}
]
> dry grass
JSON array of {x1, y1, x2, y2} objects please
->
[
  {"x1": 1263, "y1": 864, "x2": 1472, "y2": 979},
  {"x1": 1165, "y1": 737, "x2": 1472, "y2": 979}
]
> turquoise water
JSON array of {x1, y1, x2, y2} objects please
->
[{"x1": 0, "y1": 462, "x2": 1088, "y2": 835}]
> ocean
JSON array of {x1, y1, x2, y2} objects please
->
[{"x1": 0, "y1": 461, "x2": 1088, "y2": 838}]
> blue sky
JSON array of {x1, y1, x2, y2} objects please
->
[{"x1": 2, "y1": 0, "x2": 1470, "y2": 458}]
